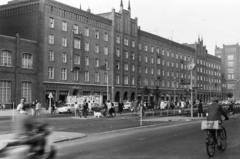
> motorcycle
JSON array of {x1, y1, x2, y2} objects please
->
[{"x1": 0, "y1": 123, "x2": 56, "y2": 159}]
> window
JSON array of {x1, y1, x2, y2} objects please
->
[
  {"x1": 139, "y1": 54, "x2": 142, "y2": 61},
  {"x1": 151, "y1": 57, "x2": 154, "y2": 64},
  {"x1": 167, "y1": 51, "x2": 169, "y2": 56},
  {"x1": 172, "y1": 52, "x2": 174, "y2": 58},
  {"x1": 124, "y1": 38, "x2": 128, "y2": 46},
  {"x1": 95, "y1": 72, "x2": 100, "y2": 82},
  {"x1": 74, "y1": 39, "x2": 81, "y2": 49},
  {"x1": 74, "y1": 55, "x2": 80, "y2": 64},
  {"x1": 62, "y1": 37, "x2": 67, "y2": 47},
  {"x1": 85, "y1": 27, "x2": 89, "y2": 37},
  {"x1": 48, "y1": 67, "x2": 54, "y2": 79},
  {"x1": 73, "y1": 24, "x2": 78, "y2": 34},
  {"x1": 124, "y1": 63, "x2": 128, "y2": 71},
  {"x1": 139, "y1": 66, "x2": 142, "y2": 73},
  {"x1": 145, "y1": 55, "x2": 148, "y2": 63},
  {"x1": 145, "y1": 66, "x2": 148, "y2": 74},
  {"x1": 61, "y1": 68, "x2": 67, "y2": 80},
  {"x1": 176, "y1": 53, "x2": 178, "y2": 59},
  {"x1": 228, "y1": 68, "x2": 234, "y2": 73},
  {"x1": 104, "y1": 73, "x2": 108, "y2": 83},
  {"x1": 116, "y1": 35, "x2": 120, "y2": 44},
  {"x1": 124, "y1": 51, "x2": 129, "y2": 58},
  {"x1": 144, "y1": 77, "x2": 148, "y2": 86},
  {"x1": 48, "y1": 34, "x2": 54, "y2": 44},
  {"x1": 116, "y1": 48, "x2": 120, "y2": 57},
  {"x1": 49, "y1": 17, "x2": 54, "y2": 28},
  {"x1": 167, "y1": 61, "x2": 169, "y2": 67},
  {"x1": 132, "y1": 64, "x2": 135, "y2": 72},
  {"x1": 22, "y1": 81, "x2": 32, "y2": 103},
  {"x1": 132, "y1": 40, "x2": 135, "y2": 47},
  {"x1": 0, "y1": 81, "x2": 11, "y2": 104},
  {"x1": 85, "y1": 57, "x2": 89, "y2": 66},
  {"x1": 151, "y1": 46, "x2": 154, "y2": 53},
  {"x1": 151, "y1": 79, "x2": 154, "y2": 86},
  {"x1": 85, "y1": 42, "x2": 89, "y2": 51},
  {"x1": 1, "y1": 50, "x2": 12, "y2": 67},
  {"x1": 132, "y1": 76, "x2": 135, "y2": 85},
  {"x1": 22, "y1": 53, "x2": 33, "y2": 69},
  {"x1": 61, "y1": 52, "x2": 67, "y2": 63},
  {"x1": 139, "y1": 43, "x2": 142, "y2": 50},
  {"x1": 162, "y1": 49, "x2": 164, "y2": 55},
  {"x1": 116, "y1": 75, "x2": 120, "y2": 84},
  {"x1": 49, "y1": 50, "x2": 54, "y2": 61},
  {"x1": 95, "y1": 58, "x2": 99, "y2": 67},
  {"x1": 124, "y1": 76, "x2": 129, "y2": 85},
  {"x1": 84, "y1": 71, "x2": 89, "y2": 82},
  {"x1": 157, "y1": 68, "x2": 161, "y2": 75},
  {"x1": 145, "y1": 44, "x2": 148, "y2": 51},
  {"x1": 104, "y1": 46, "x2": 108, "y2": 55},
  {"x1": 157, "y1": 48, "x2": 160, "y2": 54},
  {"x1": 228, "y1": 55, "x2": 234, "y2": 61},
  {"x1": 151, "y1": 68, "x2": 154, "y2": 74},
  {"x1": 105, "y1": 60, "x2": 109, "y2": 68},
  {"x1": 132, "y1": 53, "x2": 135, "y2": 60},
  {"x1": 104, "y1": 32, "x2": 108, "y2": 41},
  {"x1": 73, "y1": 69, "x2": 79, "y2": 81},
  {"x1": 157, "y1": 58, "x2": 161, "y2": 64},
  {"x1": 62, "y1": 21, "x2": 67, "y2": 31},
  {"x1": 116, "y1": 61, "x2": 120, "y2": 69},
  {"x1": 95, "y1": 44, "x2": 99, "y2": 53},
  {"x1": 95, "y1": 30, "x2": 99, "y2": 39},
  {"x1": 171, "y1": 62, "x2": 174, "y2": 67}
]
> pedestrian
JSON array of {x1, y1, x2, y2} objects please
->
[
  {"x1": 35, "y1": 101, "x2": 42, "y2": 116},
  {"x1": 197, "y1": 100, "x2": 204, "y2": 118},
  {"x1": 150, "y1": 100, "x2": 154, "y2": 111},
  {"x1": 2, "y1": 104, "x2": 6, "y2": 111},
  {"x1": 118, "y1": 100, "x2": 123, "y2": 114},
  {"x1": 31, "y1": 101, "x2": 36, "y2": 116},
  {"x1": 138, "y1": 100, "x2": 144, "y2": 117},
  {"x1": 74, "y1": 102, "x2": 80, "y2": 117},
  {"x1": 17, "y1": 98, "x2": 27, "y2": 115},
  {"x1": 82, "y1": 100, "x2": 89, "y2": 118},
  {"x1": 228, "y1": 100, "x2": 236, "y2": 118},
  {"x1": 160, "y1": 100, "x2": 165, "y2": 110}
]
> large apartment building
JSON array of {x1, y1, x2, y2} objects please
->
[
  {"x1": 215, "y1": 44, "x2": 239, "y2": 100},
  {"x1": 0, "y1": 0, "x2": 224, "y2": 106}
]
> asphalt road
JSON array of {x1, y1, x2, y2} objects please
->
[{"x1": 56, "y1": 117, "x2": 240, "y2": 159}]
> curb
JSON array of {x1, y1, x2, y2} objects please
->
[{"x1": 53, "y1": 134, "x2": 88, "y2": 143}]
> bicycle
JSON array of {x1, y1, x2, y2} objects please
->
[{"x1": 201, "y1": 119, "x2": 227, "y2": 157}]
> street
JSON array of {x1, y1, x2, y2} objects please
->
[{"x1": 56, "y1": 117, "x2": 240, "y2": 159}]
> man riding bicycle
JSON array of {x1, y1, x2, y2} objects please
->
[{"x1": 207, "y1": 97, "x2": 229, "y2": 149}]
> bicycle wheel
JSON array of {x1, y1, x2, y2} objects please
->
[
  {"x1": 206, "y1": 131, "x2": 215, "y2": 157},
  {"x1": 219, "y1": 127, "x2": 227, "y2": 151}
]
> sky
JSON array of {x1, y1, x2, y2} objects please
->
[{"x1": 1, "y1": 0, "x2": 240, "y2": 55}]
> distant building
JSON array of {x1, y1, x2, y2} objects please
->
[
  {"x1": 215, "y1": 44, "x2": 239, "y2": 100},
  {"x1": 0, "y1": 0, "x2": 224, "y2": 105}
]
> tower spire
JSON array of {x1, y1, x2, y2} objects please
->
[
  {"x1": 128, "y1": 0, "x2": 131, "y2": 10},
  {"x1": 120, "y1": 0, "x2": 123, "y2": 8}
]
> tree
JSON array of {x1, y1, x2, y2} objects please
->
[
  {"x1": 142, "y1": 86, "x2": 150, "y2": 101},
  {"x1": 227, "y1": 92, "x2": 233, "y2": 98}
]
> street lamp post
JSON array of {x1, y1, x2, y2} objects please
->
[
  {"x1": 173, "y1": 77, "x2": 176, "y2": 102},
  {"x1": 187, "y1": 62, "x2": 196, "y2": 119}
]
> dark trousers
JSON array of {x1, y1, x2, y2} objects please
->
[{"x1": 82, "y1": 109, "x2": 88, "y2": 117}]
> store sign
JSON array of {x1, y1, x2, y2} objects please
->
[{"x1": 72, "y1": 85, "x2": 82, "y2": 90}]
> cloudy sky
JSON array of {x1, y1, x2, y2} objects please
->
[{"x1": 1, "y1": 0, "x2": 240, "y2": 55}]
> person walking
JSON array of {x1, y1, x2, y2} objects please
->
[
  {"x1": 118, "y1": 100, "x2": 124, "y2": 114},
  {"x1": 138, "y1": 100, "x2": 144, "y2": 117},
  {"x1": 31, "y1": 101, "x2": 36, "y2": 116},
  {"x1": 35, "y1": 101, "x2": 42, "y2": 116},
  {"x1": 228, "y1": 100, "x2": 236, "y2": 118},
  {"x1": 74, "y1": 102, "x2": 80, "y2": 118},
  {"x1": 197, "y1": 100, "x2": 204, "y2": 118},
  {"x1": 82, "y1": 100, "x2": 89, "y2": 118}
]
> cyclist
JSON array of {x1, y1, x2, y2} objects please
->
[{"x1": 207, "y1": 97, "x2": 229, "y2": 149}]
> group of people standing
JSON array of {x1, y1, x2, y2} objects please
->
[
  {"x1": 30, "y1": 100, "x2": 42, "y2": 116},
  {"x1": 74, "y1": 100, "x2": 89, "y2": 118}
]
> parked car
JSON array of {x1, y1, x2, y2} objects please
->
[
  {"x1": 57, "y1": 103, "x2": 75, "y2": 114},
  {"x1": 123, "y1": 102, "x2": 132, "y2": 110}
]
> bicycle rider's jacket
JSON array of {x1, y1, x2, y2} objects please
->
[{"x1": 207, "y1": 102, "x2": 229, "y2": 121}]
